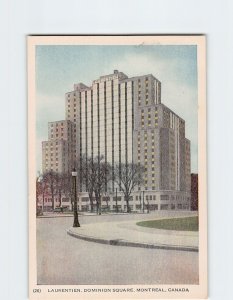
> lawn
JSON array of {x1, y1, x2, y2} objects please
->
[{"x1": 136, "y1": 216, "x2": 198, "y2": 231}]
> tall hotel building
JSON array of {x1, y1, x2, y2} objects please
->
[{"x1": 42, "y1": 70, "x2": 191, "y2": 211}]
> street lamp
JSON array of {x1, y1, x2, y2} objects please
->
[
  {"x1": 142, "y1": 190, "x2": 145, "y2": 213},
  {"x1": 147, "y1": 195, "x2": 149, "y2": 214},
  {"x1": 139, "y1": 193, "x2": 142, "y2": 212},
  {"x1": 72, "y1": 168, "x2": 80, "y2": 227},
  {"x1": 115, "y1": 188, "x2": 118, "y2": 213}
]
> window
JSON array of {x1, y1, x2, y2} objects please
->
[
  {"x1": 161, "y1": 204, "x2": 169, "y2": 210},
  {"x1": 160, "y1": 195, "x2": 169, "y2": 200}
]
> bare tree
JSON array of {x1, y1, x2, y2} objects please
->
[
  {"x1": 36, "y1": 174, "x2": 41, "y2": 215},
  {"x1": 103, "y1": 195, "x2": 110, "y2": 210},
  {"x1": 44, "y1": 170, "x2": 57, "y2": 210},
  {"x1": 36, "y1": 172, "x2": 48, "y2": 214},
  {"x1": 40, "y1": 173, "x2": 48, "y2": 212},
  {"x1": 63, "y1": 172, "x2": 73, "y2": 210},
  {"x1": 80, "y1": 156, "x2": 95, "y2": 212},
  {"x1": 79, "y1": 155, "x2": 111, "y2": 214},
  {"x1": 114, "y1": 163, "x2": 145, "y2": 213},
  {"x1": 93, "y1": 156, "x2": 111, "y2": 215},
  {"x1": 55, "y1": 173, "x2": 67, "y2": 209}
]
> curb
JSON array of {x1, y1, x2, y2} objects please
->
[
  {"x1": 37, "y1": 215, "x2": 73, "y2": 218},
  {"x1": 67, "y1": 229, "x2": 198, "y2": 253},
  {"x1": 37, "y1": 212, "x2": 134, "y2": 218}
]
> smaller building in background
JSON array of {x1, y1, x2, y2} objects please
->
[
  {"x1": 42, "y1": 120, "x2": 74, "y2": 174},
  {"x1": 191, "y1": 173, "x2": 198, "y2": 211}
]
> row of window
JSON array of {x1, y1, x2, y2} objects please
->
[
  {"x1": 50, "y1": 127, "x2": 66, "y2": 132},
  {"x1": 50, "y1": 133, "x2": 65, "y2": 138},
  {"x1": 44, "y1": 140, "x2": 66, "y2": 147},
  {"x1": 50, "y1": 122, "x2": 65, "y2": 127}
]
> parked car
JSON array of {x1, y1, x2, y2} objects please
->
[
  {"x1": 53, "y1": 207, "x2": 64, "y2": 213},
  {"x1": 53, "y1": 206, "x2": 69, "y2": 213}
]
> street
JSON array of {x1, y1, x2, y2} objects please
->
[{"x1": 37, "y1": 214, "x2": 199, "y2": 285}]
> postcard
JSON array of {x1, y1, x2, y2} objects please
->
[{"x1": 28, "y1": 35, "x2": 207, "y2": 299}]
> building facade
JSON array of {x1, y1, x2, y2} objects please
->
[
  {"x1": 42, "y1": 70, "x2": 191, "y2": 211},
  {"x1": 42, "y1": 120, "x2": 74, "y2": 174}
]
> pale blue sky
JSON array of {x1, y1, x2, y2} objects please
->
[{"x1": 36, "y1": 45, "x2": 198, "y2": 173}]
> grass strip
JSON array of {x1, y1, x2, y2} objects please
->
[{"x1": 136, "y1": 216, "x2": 198, "y2": 231}]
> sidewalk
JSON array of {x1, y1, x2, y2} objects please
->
[
  {"x1": 67, "y1": 214, "x2": 199, "y2": 252},
  {"x1": 37, "y1": 211, "x2": 133, "y2": 218}
]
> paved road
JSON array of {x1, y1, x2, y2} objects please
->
[{"x1": 37, "y1": 214, "x2": 199, "y2": 285}]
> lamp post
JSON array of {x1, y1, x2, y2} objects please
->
[
  {"x1": 139, "y1": 192, "x2": 142, "y2": 212},
  {"x1": 72, "y1": 168, "x2": 80, "y2": 227},
  {"x1": 115, "y1": 188, "x2": 118, "y2": 213},
  {"x1": 142, "y1": 190, "x2": 145, "y2": 213},
  {"x1": 147, "y1": 196, "x2": 149, "y2": 214}
]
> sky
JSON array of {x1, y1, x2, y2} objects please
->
[{"x1": 36, "y1": 45, "x2": 198, "y2": 173}]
